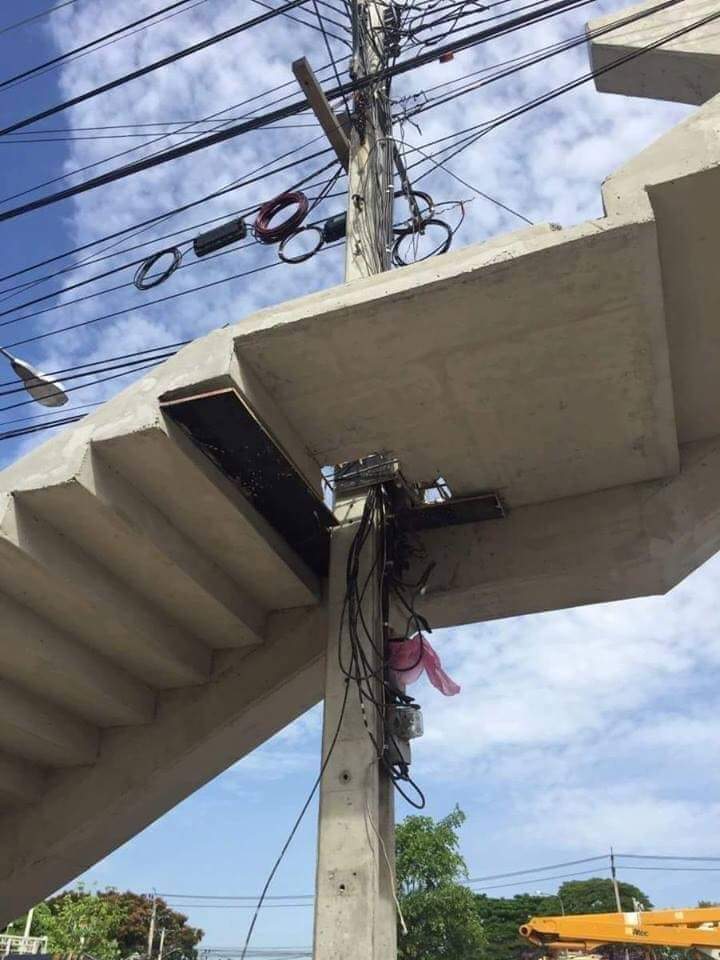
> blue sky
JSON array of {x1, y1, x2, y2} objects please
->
[{"x1": 1, "y1": 0, "x2": 718, "y2": 954}]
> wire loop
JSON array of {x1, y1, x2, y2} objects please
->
[
  {"x1": 278, "y1": 225, "x2": 325, "y2": 264},
  {"x1": 393, "y1": 188, "x2": 434, "y2": 231},
  {"x1": 254, "y1": 190, "x2": 309, "y2": 244},
  {"x1": 133, "y1": 246, "x2": 183, "y2": 290},
  {"x1": 391, "y1": 218, "x2": 453, "y2": 267}
]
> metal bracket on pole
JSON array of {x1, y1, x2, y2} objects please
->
[{"x1": 292, "y1": 57, "x2": 350, "y2": 172}]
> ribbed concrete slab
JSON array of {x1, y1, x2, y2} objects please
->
[
  {"x1": 236, "y1": 218, "x2": 678, "y2": 506},
  {"x1": 5, "y1": 0, "x2": 720, "y2": 927}
]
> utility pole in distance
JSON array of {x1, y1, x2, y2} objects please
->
[
  {"x1": 147, "y1": 897, "x2": 157, "y2": 960},
  {"x1": 311, "y1": 4, "x2": 398, "y2": 960},
  {"x1": 610, "y1": 848, "x2": 623, "y2": 912}
]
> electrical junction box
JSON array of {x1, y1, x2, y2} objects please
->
[
  {"x1": 385, "y1": 703, "x2": 423, "y2": 770},
  {"x1": 193, "y1": 218, "x2": 247, "y2": 257},
  {"x1": 388, "y1": 703, "x2": 424, "y2": 741}
]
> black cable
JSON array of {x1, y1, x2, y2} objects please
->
[
  {"x1": 0, "y1": 358, "x2": 169, "y2": 416},
  {"x1": 0, "y1": 163, "x2": 340, "y2": 326},
  {"x1": 311, "y1": 0, "x2": 353, "y2": 118},
  {"x1": 1, "y1": 120, "x2": 319, "y2": 135},
  {"x1": 0, "y1": 52, "x2": 333, "y2": 210},
  {"x1": 249, "y1": 0, "x2": 350, "y2": 42},
  {"x1": 0, "y1": 137, "x2": 332, "y2": 294},
  {"x1": 402, "y1": 0, "x2": 691, "y2": 123},
  {"x1": 0, "y1": 179, "x2": 345, "y2": 311},
  {"x1": 237, "y1": 681, "x2": 351, "y2": 960},
  {"x1": 0, "y1": 241, "x2": 342, "y2": 353},
  {"x1": 0, "y1": 122, "x2": 318, "y2": 143},
  {"x1": 399, "y1": 138, "x2": 533, "y2": 224},
  {"x1": 616, "y1": 854, "x2": 720, "y2": 861},
  {"x1": 0, "y1": 1, "x2": 214, "y2": 98},
  {"x1": 0, "y1": 0, "x2": 315, "y2": 139},
  {"x1": 0, "y1": 341, "x2": 190, "y2": 389},
  {"x1": 0, "y1": 0, "x2": 79, "y2": 37},
  {"x1": 0, "y1": 0, "x2": 629, "y2": 222},
  {"x1": 0, "y1": 0, "x2": 205, "y2": 91},
  {"x1": 0, "y1": 354, "x2": 175, "y2": 414},
  {"x1": 0, "y1": 352, "x2": 179, "y2": 400}
]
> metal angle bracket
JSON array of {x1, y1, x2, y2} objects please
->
[{"x1": 397, "y1": 491, "x2": 506, "y2": 531}]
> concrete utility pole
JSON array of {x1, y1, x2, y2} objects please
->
[
  {"x1": 610, "y1": 848, "x2": 623, "y2": 912},
  {"x1": 147, "y1": 898, "x2": 157, "y2": 960},
  {"x1": 344, "y1": 0, "x2": 394, "y2": 281},
  {"x1": 312, "y1": 4, "x2": 397, "y2": 960}
]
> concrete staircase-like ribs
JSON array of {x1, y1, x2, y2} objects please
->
[{"x1": 0, "y1": 492, "x2": 213, "y2": 689}]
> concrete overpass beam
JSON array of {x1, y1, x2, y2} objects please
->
[
  {"x1": 0, "y1": 494, "x2": 212, "y2": 688},
  {"x1": 588, "y1": 0, "x2": 720, "y2": 104},
  {"x1": 415, "y1": 436, "x2": 720, "y2": 628},
  {"x1": 0, "y1": 752, "x2": 45, "y2": 809},
  {"x1": 0, "y1": 603, "x2": 327, "y2": 927},
  {"x1": 95, "y1": 426, "x2": 321, "y2": 611},
  {"x1": 0, "y1": 590, "x2": 155, "y2": 727},
  {"x1": 0, "y1": 678, "x2": 99, "y2": 768},
  {"x1": 18, "y1": 445, "x2": 268, "y2": 650}
]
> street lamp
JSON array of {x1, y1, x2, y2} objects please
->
[{"x1": 0, "y1": 348, "x2": 68, "y2": 408}]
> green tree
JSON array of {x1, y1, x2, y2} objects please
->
[
  {"x1": 35, "y1": 886, "x2": 126, "y2": 960},
  {"x1": 474, "y1": 893, "x2": 548, "y2": 960},
  {"x1": 4, "y1": 889, "x2": 202, "y2": 960},
  {"x1": 96, "y1": 892, "x2": 202, "y2": 960},
  {"x1": 396, "y1": 808, "x2": 486, "y2": 960},
  {"x1": 557, "y1": 878, "x2": 652, "y2": 915}
]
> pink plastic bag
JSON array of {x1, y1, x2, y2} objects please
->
[{"x1": 388, "y1": 633, "x2": 460, "y2": 696}]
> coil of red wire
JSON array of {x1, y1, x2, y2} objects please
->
[{"x1": 253, "y1": 191, "x2": 309, "y2": 245}]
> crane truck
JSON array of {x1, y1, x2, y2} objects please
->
[{"x1": 520, "y1": 906, "x2": 720, "y2": 960}]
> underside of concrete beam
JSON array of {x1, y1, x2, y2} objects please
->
[{"x1": 0, "y1": 604, "x2": 327, "y2": 928}]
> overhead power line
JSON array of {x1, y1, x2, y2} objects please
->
[
  {"x1": 616, "y1": 854, "x2": 720, "y2": 861},
  {"x1": 0, "y1": 241, "x2": 342, "y2": 354},
  {"x1": 0, "y1": 0, "x2": 700, "y2": 223},
  {"x1": 0, "y1": 141, "x2": 333, "y2": 293},
  {"x1": 466, "y1": 854, "x2": 609, "y2": 885},
  {"x1": 0, "y1": 0, "x2": 79, "y2": 37},
  {"x1": 0, "y1": 0, "x2": 315, "y2": 139},
  {"x1": 0, "y1": 0, "x2": 206, "y2": 90}
]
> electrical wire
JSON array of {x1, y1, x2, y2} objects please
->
[
  {"x1": 0, "y1": 0, "x2": 653, "y2": 222},
  {"x1": 237, "y1": 681, "x2": 351, "y2": 960},
  {"x1": 0, "y1": 1, "x2": 215, "y2": 99},
  {"x1": 466, "y1": 854, "x2": 610, "y2": 885},
  {"x1": 0, "y1": 0, "x2": 79, "y2": 37},
  {"x1": 0, "y1": 140, "x2": 333, "y2": 295},
  {"x1": 0, "y1": 0, "x2": 208, "y2": 91},
  {"x1": 0, "y1": 241, "x2": 342, "y2": 354},
  {"x1": 0, "y1": 0, "x2": 316, "y2": 139},
  {"x1": 249, "y1": 0, "x2": 350, "y2": 43},
  {"x1": 0, "y1": 164, "x2": 341, "y2": 329},
  {"x1": 0, "y1": 341, "x2": 190, "y2": 389}
]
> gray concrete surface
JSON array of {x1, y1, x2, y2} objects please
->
[
  {"x1": 588, "y1": 0, "x2": 720, "y2": 104},
  {"x1": 3, "y1": 0, "x2": 720, "y2": 924}
]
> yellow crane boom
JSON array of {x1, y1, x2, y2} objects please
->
[{"x1": 520, "y1": 907, "x2": 720, "y2": 959}]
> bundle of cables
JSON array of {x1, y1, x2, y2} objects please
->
[
  {"x1": 391, "y1": 188, "x2": 455, "y2": 267},
  {"x1": 253, "y1": 190, "x2": 310, "y2": 244},
  {"x1": 340, "y1": 479, "x2": 431, "y2": 809}
]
